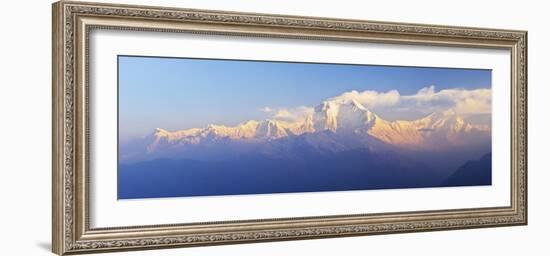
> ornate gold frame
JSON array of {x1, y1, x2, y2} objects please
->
[{"x1": 52, "y1": 1, "x2": 527, "y2": 255}]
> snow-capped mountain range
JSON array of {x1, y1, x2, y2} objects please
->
[{"x1": 121, "y1": 98, "x2": 490, "y2": 163}]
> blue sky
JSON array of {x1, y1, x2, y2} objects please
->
[{"x1": 118, "y1": 55, "x2": 491, "y2": 141}]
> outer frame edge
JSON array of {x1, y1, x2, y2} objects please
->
[
  {"x1": 54, "y1": 1, "x2": 528, "y2": 254},
  {"x1": 52, "y1": 1, "x2": 66, "y2": 255}
]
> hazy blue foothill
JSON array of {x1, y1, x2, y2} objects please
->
[
  {"x1": 443, "y1": 153, "x2": 492, "y2": 187},
  {"x1": 118, "y1": 130, "x2": 492, "y2": 199},
  {"x1": 118, "y1": 150, "x2": 492, "y2": 199}
]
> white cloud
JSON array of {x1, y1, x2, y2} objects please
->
[
  {"x1": 328, "y1": 89, "x2": 401, "y2": 109},
  {"x1": 259, "y1": 106, "x2": 273, "y2": 113},
  {"x1": 327, "y1": 86, "x2": 491, "y2": 119},
  {"x1": 402, "y1": 85, "x2": 492, "y2": 115},
  {"x1": 271, "y1": 106, "x2": 314, "y2": 123},
  {"x1": 262, "y1": 86, "x2": 491, "y2": 124}
]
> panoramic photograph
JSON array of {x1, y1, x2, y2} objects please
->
[{"x1": 117, "y1": 56, "x2": 492, "y2": 199}]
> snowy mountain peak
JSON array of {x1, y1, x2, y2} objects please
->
[
  {"x1": 123, "y1": 94, "x2": 491, "y2": 163},
  {"x1": 154, "y1": 128, "x2": 169, "y2": 136},
  {"x1": 350, "y1": 99, "x2": 367, "y2": 110},
  {"x1": 256, "y1": 119, "x2": 288, "y2": 139},
  {"x1": 144, "y1": 105, "x2": 488, "y2": 150},
  {"x1": 313, "y1": 98, "x2": 378, "y2": 133}
]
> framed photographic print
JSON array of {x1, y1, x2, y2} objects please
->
[{"x1": 52, "y1": 1, "x2": 527, "y2": 255}]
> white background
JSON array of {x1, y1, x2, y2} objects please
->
[
  {"x1": 0, "y1": 0, "x2": 547, "y2": 255},
  {"x1": 90, "y1": 29, "x2": 510, "y2": 227}
]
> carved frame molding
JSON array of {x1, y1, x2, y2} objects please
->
[{"x1": 52, "y1": 1, "x2": 527, "y2": 255}]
